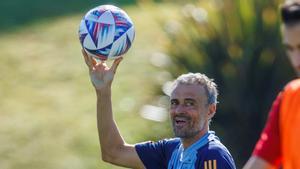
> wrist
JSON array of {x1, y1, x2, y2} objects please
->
[{"x1": 96, "y1": 87, "x2": 111, "y2": 96}]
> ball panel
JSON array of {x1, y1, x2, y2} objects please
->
[
  {"x1": 84, "y1": 9, "x2": 115, "y2": 50},
  {"x1": 79, "y1": 20, "x2": 89, "y2": 45},
  {"x1": 126, "y1": 26, "x2": 135, "y2": 43},
  {"x1": 96, "y1": 23, "x2": 115, "y2": 49},
  {"x1": 109, "y1": 32, "x2": 132, "y2": 57},
  {"x1": 97, "y1": 10, "x2": 114, "y2": 24},
  {"x1": 112, "y1": 11, "x2": 133, "y2": 42},
  {"x1": 79, "y1": 33, "x2": 88, "y2": 46},
  {"x1": 79, "y1": 19, "x2": 88, "y2": 34},
  {"x1": 84, "y1": 45, "x2": 111, "y2": 60},
  {"x1": 85, "y1": 8, "x2": 107, "y2": 22},
  {"x1": 84, "y1": 20, "x2": 115, "y2": 49},
  {"x1": 83, "y1": 30, "x2": 97, "y2": 50},
  {"x1": 111, "y1": 8, "x2": 133, "y2": 26}
]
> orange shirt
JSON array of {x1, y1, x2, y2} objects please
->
[
  {"x1": 279, "y1": 79, "x2": 300, "y2": 169},
  {"x1": 253, "y1": 78, "x2": 300, "y2": 168}
]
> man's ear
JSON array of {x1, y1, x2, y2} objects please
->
[{"x1": 208, "y1": 104, "x2": 216, "y2": 119}]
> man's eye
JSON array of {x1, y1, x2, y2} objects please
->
[
  {"x1": 185, "y1": 101, "x2": 194, "y2": 106},
  {"x1": 171, "y1": 100, "x2": 178, "y2": 105},
  {"x1": 284, "y1": 45, "x2": 294, "y2": 52}
]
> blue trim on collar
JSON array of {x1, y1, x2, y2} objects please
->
[{"x1": 168, "y1": 131, "x2": 218, "y2": 169}]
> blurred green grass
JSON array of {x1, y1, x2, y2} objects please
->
[
  {"x1": 0, "y1": 0, "x2": 137, "y2": 32},
  {"x1": 0, "y1": 3, "x2": 180, "y2": 169}
]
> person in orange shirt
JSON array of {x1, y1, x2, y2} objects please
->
[{"x1": 243, "y1": 1, "x2": 300, "y2": 169}]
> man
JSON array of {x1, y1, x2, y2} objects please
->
[
  {"x1": 82, "y1": 50, "x2": 236, "y2": 169},
  {"x1": 243, "y1": 1, "x2": 300, "y2": 169}
]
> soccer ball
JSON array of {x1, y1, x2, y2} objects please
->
[{"x1": 78, "y1": 5, "x2": 135, "y2": 60}]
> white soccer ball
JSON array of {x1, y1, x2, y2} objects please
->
[{"x1": 79, "y1": 5, "x2": 135, "y2": 60}]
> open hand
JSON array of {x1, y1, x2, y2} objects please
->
[{"x1": 82, "y1": 49, "x2": 123, "y2": 91}]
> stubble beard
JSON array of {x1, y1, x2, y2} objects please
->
[{"x1": 172, "y1": 118, "x2": 205, "y2": 139}]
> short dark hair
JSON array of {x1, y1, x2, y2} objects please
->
[{"x1": 281, "y1": 1, "x2": 300, "y2": 25}]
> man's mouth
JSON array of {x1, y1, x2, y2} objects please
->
[{"x1": 174, "y1": 117, "x2": 189, "y2": 127}]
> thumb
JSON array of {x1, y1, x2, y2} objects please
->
[{"x1": 110, "y1": 57, "x2": 123, "y2": 73}]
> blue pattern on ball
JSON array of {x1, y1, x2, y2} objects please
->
[{"x1": 78, "y1": 5, "x2": 135, "y2": 60}]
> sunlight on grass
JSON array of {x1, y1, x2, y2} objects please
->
[{"x1": 0, "y1": 3, "x2": 180, "y2": 169}]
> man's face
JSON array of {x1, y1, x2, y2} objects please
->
[
  {"x1": 282, "y1": 23, "x2": 300, "y2": 76},
  {"x1": 170, "y1": 83, "x2": 212, "y2": 138}
]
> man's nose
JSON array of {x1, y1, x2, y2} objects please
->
[{"x1": 175, "y1": 104, "x2": 186, "y2": 114}]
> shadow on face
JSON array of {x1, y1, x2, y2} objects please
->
[{"x1": 282, "y1": 23, "x2": 300, "y2": 76}]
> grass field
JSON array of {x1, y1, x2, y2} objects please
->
[{"x1": 0, "y1": 3, "x2": 180, "y2": 169}]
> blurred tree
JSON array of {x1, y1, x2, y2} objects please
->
[{"x1": 162, "y1": 0, "x2": 296, "y2": 167}]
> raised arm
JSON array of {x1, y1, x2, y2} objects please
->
[{"x1": 82, "y1": 50, "x2": 144, "y2": 168}]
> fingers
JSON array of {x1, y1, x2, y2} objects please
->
[
  {"x1": 91, "y1": 57, "x2": 97, "y2": 67},
  {"x1": 110, "y1": 56, "x2": 123, "y2": 73},
  {"x1": 82, "y1": 49, "x2": 97, "y2": 70},
  {"x1": 82, "y1": 49, "x2": 122, "y2": 74},
  {"x1": 82, "y1": 49, "x2": 92, "y2": 68}
]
